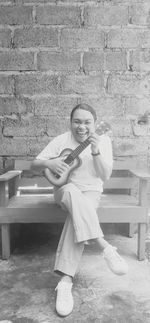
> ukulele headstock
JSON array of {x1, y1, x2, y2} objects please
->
[{"x1": 96, "y1": 121, "x2": 111, "y2": 136}]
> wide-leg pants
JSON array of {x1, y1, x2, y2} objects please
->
[{"x1": 53, "y1": 183, "x2": 103, "y2": 277}]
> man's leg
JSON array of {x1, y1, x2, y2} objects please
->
[
  {"x1": 53, "y1": 184, "x2": 103, "y2": 317},
  {"x1": 54, "y1": 183, "x2": 103, "y2": 277},
  {"x1": 54, "y1": 216, "x2": 85, "y2": 277},
  {"x1": 83, "y1": 190, "x2": 129, "y2": 276},
  {"x1": 53, "y1": 184, "x2": 128, "y2": 316}
]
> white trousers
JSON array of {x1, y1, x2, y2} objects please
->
[{"x1": 53, "y1": 183, "x2": 103, "y2": 277}]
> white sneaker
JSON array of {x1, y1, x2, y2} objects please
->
[
  {"x1": 55, "y1": 281, "x2": 74, "y2": 317},
  {"x1": 103, "y1": 245, "x2": 128, "y2": 275}
]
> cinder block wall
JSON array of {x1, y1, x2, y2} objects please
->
[{"x1": 0, "y1": 0, "x2": 150, "y2": 172}]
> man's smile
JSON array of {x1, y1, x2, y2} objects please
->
[{"x1": 76, "y1": 131, "x2": 88, "y2": 139}]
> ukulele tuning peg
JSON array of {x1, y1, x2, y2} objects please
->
[{"x1": 96, "y1": 121, "x2": 111, "y2": 135}]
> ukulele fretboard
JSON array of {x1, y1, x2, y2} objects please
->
[{"x1": 64, "y1": 138, "x2": 90, "y2": 164}]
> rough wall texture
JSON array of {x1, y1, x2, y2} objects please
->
[{"x1": 0, "y1": 0, "x2": 150, "y2": 173}]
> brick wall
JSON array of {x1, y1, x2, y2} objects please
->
[{"x1": 0, "y1": 0, "x2": 150, "y2": 172}]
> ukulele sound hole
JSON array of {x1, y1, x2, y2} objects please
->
[
  {"x1": 64, "y1": 155, "x2": 74, "y2": 165},
  {"x1": 55, "y1": 173, "x2": 61, "y2": 179}
]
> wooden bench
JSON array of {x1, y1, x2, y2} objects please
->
[{"x1": 0, "y1": 159, "x2": 149, "y2": 261}]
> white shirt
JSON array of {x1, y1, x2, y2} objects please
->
[{"x1": 36, "y1": 131, "x2": 113, "y2": 192}]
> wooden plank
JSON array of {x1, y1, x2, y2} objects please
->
[
  {"x1": 128, "y1": 223, "x2": 137, "y2": 238},
  {"x1": 0, "y1": 204, "x2": 148, "y2": 223},
  {"x1": 97, "y1": 207, "x2": 148, "y2": 223},
  {"x1": 5, "y1": 194, "x2": 139, "y2": 208},
  {"x1": 0, "y1": 193, "x2": 141, "y2": 209},
  {"x1": 0, "y1": 182, "x2": 9, "y2": 207},
  {"x1": 9, "y1": 176, "x2": 20, "y2": 198},
  {"x1": 0, "y1": 207, "x2": 67, "y2": 223},
  {"x1": 137, "y1": 223, "x2": 147, "y2": 260},
  {"x1": 1, "y1": 224, "x2": 10, "y2": 259},
  {"x1": 18, "y1": 187, "x2": 53, "y2": 195},
  {"x1": 130, "y1": 169, "x2": 150, "y2": 180},
  {"x1": 18, "y1": 176, "x2": 52, "y2": 189},
  {"x1": 14, "y1": 159, "x2": 138, "y2": 172},
  {"x1": 112, "y1": 159, "x2": 138, "y2": 170},
  {"x1": 18, "y1": 177, "x2": 135, "y2": 191},
  {"x1": 104, "y1": 177, "x2": 136, "y2": 189},
  {"x1": 139, "y1": 179, "x2": 148, "y2": 206},
  {"x1": 0, "y1": 171, "x2": 21, "y2": 182},
  {"x1": 100, "y1": 194, "x2": 138, "y2": 206},
  {"x1": 7, "y1": 194, "x2": 55, "y2": 208},
  {"x1": 15, "y1": 160, "x2": 32, "y2": 170}
]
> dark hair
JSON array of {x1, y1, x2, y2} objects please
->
[{"x1": 70, "y1": 103, "x2": 97, "y2": 122}]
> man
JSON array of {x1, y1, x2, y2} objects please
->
[{"x1": 31, "y1": 103, "x2": 128, "y2": 317}]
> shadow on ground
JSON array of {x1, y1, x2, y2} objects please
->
[{"x1": 0, "y1": 224, "x2": 150, "y2": 323}]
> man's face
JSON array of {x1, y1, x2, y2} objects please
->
[{"x1": 70, "y1": 109, "x2": 95, "y2": 143}]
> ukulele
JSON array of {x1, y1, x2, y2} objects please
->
[{"x1": 44, "y1": 121, "x2": 110, "y2": 187}]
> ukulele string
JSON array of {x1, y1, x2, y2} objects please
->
[{"x1": 70, "y1": 139, "x2": 90, "y2": 160}]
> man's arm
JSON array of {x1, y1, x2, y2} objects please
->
[
  {"x1": 88, "y1": 133, "x2": 113, "y2": 182},
  {"x1": 31, "y1": 157, "x2": 69, "y2": 177},
  {"x1": 30, "y1": 159, "x2": 50, "y2": 172},
  {"x1": 92, "y1": 155, "x2": 112, "y2": 181}
]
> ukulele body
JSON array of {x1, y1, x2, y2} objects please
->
[{"x1": 45, "y1": 148, "x2": 81, "y2": 187}]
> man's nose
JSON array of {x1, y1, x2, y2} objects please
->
[{"x1": 78, "y1": 124, "x2": 85, "y2": 129}]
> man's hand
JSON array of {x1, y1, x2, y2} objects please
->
[
  {"x1": 88, "y1": 132, "x2": 100, "y2": 154},
  {"x1": 45, "y1": 157, "x2": 69, "y2": 176}
]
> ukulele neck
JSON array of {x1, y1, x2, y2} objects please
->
[{"x1": 64, "y1": 138, "x2": 90, "y2": 164}]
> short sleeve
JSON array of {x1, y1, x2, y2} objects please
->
[{"x1": 36, "y1": 136, "x2": 62, "y2": 160}]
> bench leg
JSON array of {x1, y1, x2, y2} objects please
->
[
  {"x1": 1, "y1": 224, "x2": 11, "y2": 260},
  {"x1": 128, "y1": 223, "x2": 136, "y2": 238},
  {"x1": 137, "y1": 223, "x2": 146, "y2": 260}
]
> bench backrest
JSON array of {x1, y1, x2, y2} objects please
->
[{"x1": 14, "y1": 159, "x2": 137, "y2": 194}]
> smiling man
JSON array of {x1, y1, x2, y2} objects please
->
[{"x1": 31, "y1": 103, "x2": 128, "y2": 317}]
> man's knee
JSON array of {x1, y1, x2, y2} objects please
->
[
  {"x1": 62, "y1": 183, "x2": 80, "y2": 194},
  {"x1": 54, "y1": 183, "x2": 82, "y2": 205}
]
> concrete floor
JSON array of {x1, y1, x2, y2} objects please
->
[{"x1": 0, "y1": 224, "x2": 150, "y2": 323}]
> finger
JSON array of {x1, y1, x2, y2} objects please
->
[
  {"x1": 56, "y1": 167, "x2": 65, "y2": 175},
  {"x1": 89, "y1": 135, "x2": 97, "y2": 142},
  {"x1": 60, "y1": 164, "x2": 69, "y2": 172},
  {"x1": 61, "y1": 162, "x2": 70, "y2": 169},
  {"x1": 89, "y1": 138, "x2": 97, "y2": 145}
]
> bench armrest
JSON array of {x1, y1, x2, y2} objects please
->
[
  {"x1": 0, "y1": 171, "x2": 22, "y2": 207},
  {"x1": 129, "y1": 169, "x2": 150, "y2": 180},
  {"x1": 0, "y1": 170, "x2": 22, "y2": 182},
  {"x1": 129, "y1": 169, "x2": 150, "y2": 206}
]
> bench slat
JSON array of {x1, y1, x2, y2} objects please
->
[
  {"x1": 15, "y1": 160, "x2": 32, "y2": 170},
  {"x1": 104, "y1": 177, "x2": 136, "y2": 189},
  {"x1": 5, "y1": 194, "x2": 138, "y2": 208},
  {"x1": 0, "y1": 205, "x2": 147, "y2": 224},
  {"x1": 1, "y1": 194, "x2": 147, "y2": 223},
  {"x1": 18, "y1": 177, "x2": 136, "y2": 193},
  {"x1": 15, "y1": 159, "x2": 137, "y2": 171}
]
